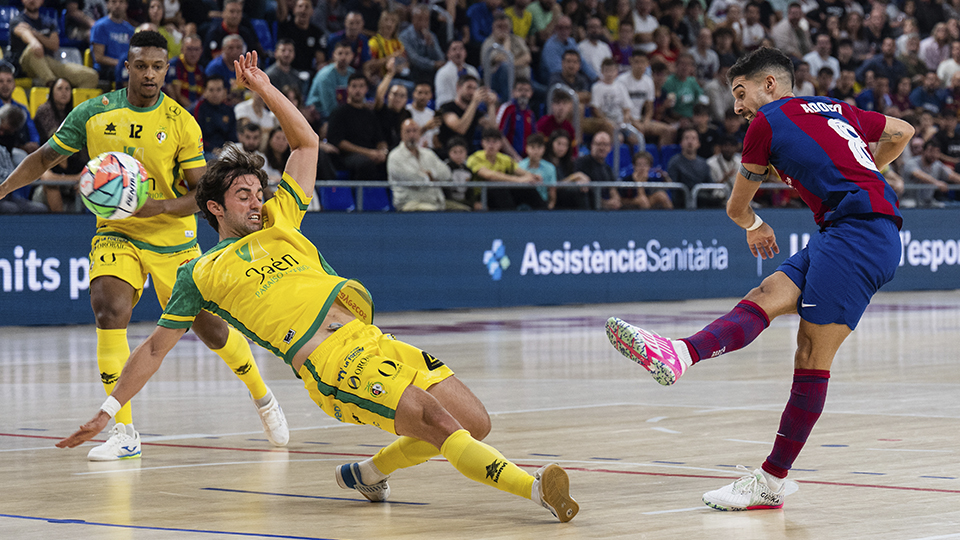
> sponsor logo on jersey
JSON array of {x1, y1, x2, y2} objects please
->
[
  {"x1": 243, "y1": 254, "x2": 300, "y2": 283},
  {"x1": 283, "y1": 329, "x2": 296, "y2": 343},
  {"x1": 377, "y1": 359, "x2": 399, "y2": 378},
  {"x1": 156, "y1": 127, "x2": 167, "y2": 144},
  {"x1": 347, "y1": 376, "x2": 361, "y2": 389},
  {"x1": 104, "y1": 122, "x2": 117, "y2": 135},
  {"x1": 101, "y1": 96, "x2": 109, "y2": 106},
  {"x1": 367, "y1": 382, "x2": 386, "y2": 398}
]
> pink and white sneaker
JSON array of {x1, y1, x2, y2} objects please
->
[{"x1": 605, "y1": 317, "x2": 692, "y2": 386}]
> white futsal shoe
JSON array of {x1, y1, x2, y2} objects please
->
[
  {"x1": 87, "y1": 422, "x2": 141, "y2": 461},
  {"x1": 605, "y1": 317, "x2": 692, "y2": 386},
  {"x1": 335, "y1": 462, "x2": 391, "y2": 502},
  {"x1": 252, "y1": 390, "x2": 289, "y2": 446},
  {"x1": 531, "y1": 463, "x2": 579, "y2": 523},
  {"x1": 702, "y1": 466, "x2": 787, "y2": 511}
]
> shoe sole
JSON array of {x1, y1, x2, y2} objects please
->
[
  {"x1": 87, "y1": 450, "x2": 141, "y2": 462},
  {"x1": 335, "y1": 464, "x2": 388, "y2": 502},
  {"x1": 703, "y1": 496, "x2": 783, "y2": 511},
  {"x1": 605, "y1": 318, "x2": 678, "y2": 386},
  {"x1": 255, "y1": 397, "x2": 290, "y2": 447},
  {"x1": 538, "y1": 464, "x2": 579, "y2": 523}
]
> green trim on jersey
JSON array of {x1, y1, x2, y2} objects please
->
[
  {"x1": 279, "y1": 181, "x2": 309, "y2": 211},
  {"x1": 302, "y1": 357, "x2": 396, "y2": 420},
  {"x1": 158, "y1": 257, "x2": 204, "y2": 329},
  {"x1": 94, "y1": 229, "x2": 199, "y2": 253}
]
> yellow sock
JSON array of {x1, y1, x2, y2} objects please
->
[
  {"x1": 214, "y1": 327, "x2": 268, "y2": 400},
  {"x1": 372, "y1": 436, "x2": 441, "y2": 475},
  {"x1": 96, "y1": 328, "x2": 132, "y2": 425},
  {"x1": 440, "y1": 429, "x2": 535, "y2": 500}
]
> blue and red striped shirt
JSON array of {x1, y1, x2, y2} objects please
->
[
  {"x1": 741, "y1": 96, "x2": 902, "y2": 229},
  {"x1": 497, "y1": 100, "x2": 535, "y2": 157}
]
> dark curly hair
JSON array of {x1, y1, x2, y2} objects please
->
[
  {"x1": 727, "y1": 47, "x2": 795, "y2": 89},
  {"x1": 196, "y1": 146, "x2": 269, "y2": 233},
  {"x1": 128, "y1": 30, "x2": 168, "y2": 52}
]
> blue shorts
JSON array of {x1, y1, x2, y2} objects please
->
[{"x1": 777, "y1": 217, "x2": 901, "y2": 330}]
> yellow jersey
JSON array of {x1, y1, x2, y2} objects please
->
[
  {"x1": 50, "y1": 89, "x2": 206, "y2": 252},
  {"x1": 158, "y1": 174, "x2": 375, "y2": 372}
]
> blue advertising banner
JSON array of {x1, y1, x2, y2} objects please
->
[{"x1": 1, "y1": 209, "x2": 958, "y2": 325}]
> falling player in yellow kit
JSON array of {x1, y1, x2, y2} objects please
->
[
  {"x1": 58, "y1": 51, "x2": 579, "y2": 523},
  {"x1": 0, "y1": 31, "x2": 288, "y2": 460}
]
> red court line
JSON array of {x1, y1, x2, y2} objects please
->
[{"x1": 7, "y1": 432, "x2": 960, "y2": 494}]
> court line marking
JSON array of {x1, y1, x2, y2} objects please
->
[
  {"x1": 0, "y1": 513, "x2": 335, "y2": 539},
  {"x1": 73, "y1": 458, "x2": 349, "y2": 475},
  {"x1": 650, "y1": 427, "x2": 681, "y2": 434},
  {"x1": 202, "y1": 487, "x2": 428, "y2": 506},
  {"x1": 641, "y1": 506, "x2": 705, "y2": 515}
]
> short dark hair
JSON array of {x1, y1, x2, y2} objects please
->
[
  {"x1": 601, "y1": 58, "x2": 618, "y2": 69},
  {"x1": 0, "y1": 104, "x2": 26, "y2": 132},
  {"x1": 526, "y1": 133, "x2": 546, "y2": 147},
  {"x1": 334, "y1": 40, "x2": 353, "y2": 52},
  {"x1": 456, "y1": 74, "x2": 479, "y2": 87},
  {"x1": 129, "y1": 30, "x2": 168, "y2": 52},
  {"x1": 446, "y1": 137, "x2": 468, "y2": 151},
  {"x1": 678, "y1": 126, "x2": 699, "y2": 140},
  {"x1": 692, "y1": 103, "x2": 709, "y2": 116},
  {"x1": 630, "y1": 49, "x2": 648, "y2": 59},
  {"x1": 241, "y1": 122, "x2": 261, "y2": 133},
  {"x1": 514, "y1": 77, "x2": 532, "y2": 88},
  {"x1": 481, "y1": 127, "x2": 503, "y2": 140},
  {"x1": 0, "y1": 61, "x2": 14, "y2": 76},
  {"x1": 276, "y1": 37, "x2": 295, "y2": 48},
  {"x1": 196, "y1": 146, "x2": 269, "y2": 233},
  {"x1": 728, "y1": 47, "x2": 795, "y2": 89},
  {"x1": 205, "y1": 74, "x2": 226, "y2": 88},
  {"x1": 550, "y1": 90, "x2": 573, "y2": 103},
  {"x1": 561, "y1": 50, "x2": 580, "y2": 61},
  {"x1": 633, "y1": 150, "x2": 654, "y2": 165},
  {"x1": 347, "y1": 72, "x2": 368, "y2": 85}
]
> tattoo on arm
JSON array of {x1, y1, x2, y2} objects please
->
[{"x1": 878, "y1": 130, "x2": 903, "y2": 143}]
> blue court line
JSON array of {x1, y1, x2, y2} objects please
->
[
  {"x1": 18, "y1": 428, "x2": 48, "y2": 431},
  {"x1": 528, "y1": 453, "x2": 560, "y2": 457},
  {"x1": 303, "y1": 441, "x2": 331, "y2": 445},
  {"x1": 202, "y1": 487, "x2": 429, "y2": 506},
  {"x1": 0, "y1": 513, "x2": 334, "y2": 539},
  {"x1": 851, "y1": 471, "x2": 886, "y2": 476},
  {"x1": 821, "y1": 444, "x2": 849, "y2": 447},
  {"x1": 652, "y1": 460, "x2": 686, "y2": 465},
  {"x1": 589, "y1": 457, "x2": 622, "y2": 461},
  {"x1": 920, "y1": 476, "x2": 958, "y2": 480}
]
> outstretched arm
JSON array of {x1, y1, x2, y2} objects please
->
[
  {"x1": 234, "y1": 51, "x2": 319, "y2": 197},
  {"x1": 56, "y1": 325, "x2": 186, "y2": 449},
  {"x1": 0, "y1": 143, "x2": 68, "y2": 200},
  {"x1": 727, "y1": 163, "x2": 779, "y2": 260}
]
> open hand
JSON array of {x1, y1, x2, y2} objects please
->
[
  {"x1": 56, "y1": 411, "x2": 111, "y2": 449},
  {"x1": 234, "y1": 51, "x2": 269, "y2": 94},
  {"x1": 747, "y1": 223, "x2": 779, "y2": 259}
]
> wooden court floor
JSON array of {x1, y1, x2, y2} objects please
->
[{"x1": 1, "y1": 290, "x2": 959, "y2": 540}]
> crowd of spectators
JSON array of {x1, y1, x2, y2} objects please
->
[{"x1": 2, "y1": 0, "x2": 960, "y2": 213}]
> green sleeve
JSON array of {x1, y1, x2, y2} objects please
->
[
  {"x1": 158, "y1": 259, "x2": 205, "y2": 329},
  {"x1": 48, "y1": 99, "x2": 97, "y2": 155}
]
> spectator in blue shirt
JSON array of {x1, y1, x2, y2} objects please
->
[
  {"x1": 307, "y1": 41, "x2": 355, "y2": 120},
  {"x1": 326, "y1": 12, "x2": 373, "y2": 73},
  {"x1": 910, "y1": 70, "x2": 949, "y2": 114},
  {"x1": 204, "y1": 34, "x2": 246, "y2": 106},
  {"x1": 856, "y1": 37, "x2": 907, "y2": 85},
  {"x1": 0, "y1": 62, "x2": 39, "y2": 153},
  {"x1": 193, "y1": 75, "x2": 237, "y2": 160},
  {"x1": 399, "y1": 4, "x2": 445, "y2": 85},
  {"x1": 541, "y1": 16, "x2": 598, "y2": 82},
  {"x1": 90, "y1": 0, "x2": 135, "y2": 81}
]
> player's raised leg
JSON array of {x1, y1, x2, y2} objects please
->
[
  {"x1": 606, "y1": 271, "x2": 800, "y2": 385},
  {"x1": 87, "y1": 275, "x2": 140, "y2": 461},
  {"x1": 192, "y1": 310, "x2": 289, "y2": 446}
]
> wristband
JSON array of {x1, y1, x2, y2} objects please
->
[
  {"x1": 100, "y1": 396, "x2": 121, "y2": 418},
  {"x1": 745, "y1": 214, "x2": 763, "y2": 232}
]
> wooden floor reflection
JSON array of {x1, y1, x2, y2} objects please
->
[{"x1": 2, "y1": 290, "x2": 959, "y2": 539}]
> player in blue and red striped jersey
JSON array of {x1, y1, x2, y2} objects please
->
[
  {"x1": 497, "y1": 78, "x2": 536, "y2": 159},
  {"x1": 605, "y1": 47, "x2": 915, "y2": 511}
]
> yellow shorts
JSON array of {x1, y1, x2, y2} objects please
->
[
  {"x1": 89, "y1": 234, "x2": 201, "y2": 308},
  {"x1": 297, "y1": 319, "x2": 455, "y2": 434}
]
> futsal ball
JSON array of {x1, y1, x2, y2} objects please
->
[{"x1": 79, "y1": 152, "x2": 150, "y2": 219}]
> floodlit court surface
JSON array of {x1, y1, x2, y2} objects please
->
[{"x1": 2, "y1": 290, "x2": 959, "y2": 540}]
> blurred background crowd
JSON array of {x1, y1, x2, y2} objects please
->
[{"x1": 0, "y1": 0, "x2": 958, "y2": 213}]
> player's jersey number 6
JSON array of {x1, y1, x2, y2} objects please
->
[{"x1": 827, "y1": 118, "x2": 879, "y2": 172}]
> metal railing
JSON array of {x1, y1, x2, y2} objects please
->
[
  {"x1": 430, "y1": 4, "x2": 455, "y2": 44},
  {"x1": 481, "y1": 42, "x2": 514, "y2": 101},
  {"x1": 611, "y1": 123, "x2": 646, "y2": 178},
  {"x1": 547, "y1": 84, "x2": 581, "y2": 148},
  {"x1": 314, "y1": 179, "x2": 690, "y2": 211}
]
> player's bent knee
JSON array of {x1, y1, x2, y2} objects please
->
[{"x1": 191, "y1": 311, "x2": 230, "y2": 349}]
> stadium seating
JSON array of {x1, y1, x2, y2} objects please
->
[
  {"x1": 72, "y1": 87, "x2": 101, "y2": 108},
  {"x1": 11, "y1": 85, "x2": 27, "y2": 107},
  {"x1": 0, "y1": 7, "x2": 20, "y2": 46},
  {"x1": 361, "y1": 187, "x2": 393, "y2": 212},
  {"x1": 29, "y1": 86, "x2": 48, "y2": 117},
  {"x1": 250, "y1": 19, "x2": 274, "y2": 54},
  {"x1": 319, "y1": 187, "x2": 356, "y2": 212},
  {"x1": 659, "y1": 144, "x2": 681, "y2": 168}
]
